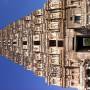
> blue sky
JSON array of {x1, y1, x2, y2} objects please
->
[
  {"x1": 0, "y1": 56, "x2": 76, "y2": 90},
  {"x1": 0, "y1": 0, "x2": 47, "y2": 29},
  {"x1": 0, "y1": 0, "x2": 77, "y2": 90}
]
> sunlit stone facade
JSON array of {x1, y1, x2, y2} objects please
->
[{"x1": 0, "y1": 0, "x2": 90, "y2": 90}]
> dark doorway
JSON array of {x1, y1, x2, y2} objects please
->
[
  {"x1": 86, "y1": 69, "x2": 90, "y2": 77},
  {"x1": 76, "y1": 36, "x2": 90, "y2": 52}
]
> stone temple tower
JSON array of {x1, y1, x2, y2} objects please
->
[{"x1": 0, "y1": 0, "x2": 90, "y2": 90}]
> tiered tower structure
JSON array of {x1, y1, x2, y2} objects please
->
[
  {"x1": 44, "y1": 0, "x2": 65, "y2": 87},
  {"x1": 0, "y1": 0, "x2": 90, "y2": 90},
  {"x1": 65, "y1": 0, "x2": 90, "y2": 90}
]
